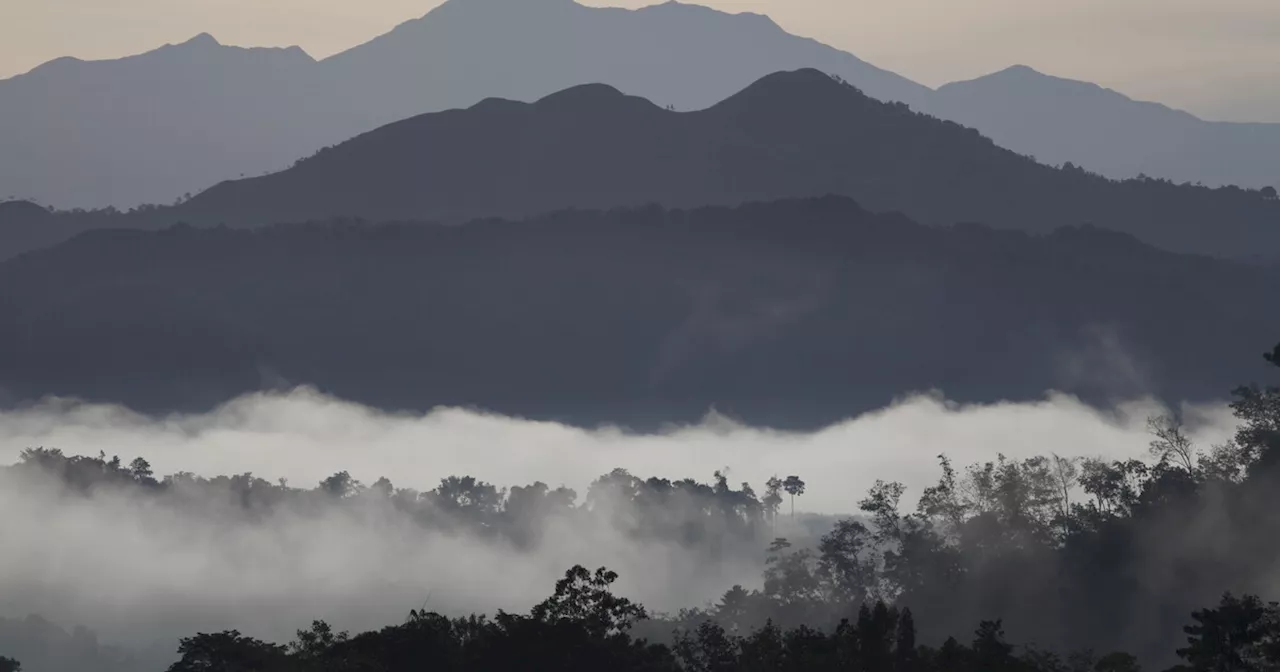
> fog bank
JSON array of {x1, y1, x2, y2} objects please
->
[{"x1": 0, "y1": 388, "x2": 1236, "y2": 514}]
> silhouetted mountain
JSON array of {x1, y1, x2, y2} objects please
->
[
  {"x1": 170, "y1": 70, "x2": 1280, "y2": 259},
  {"x1": 929, "y1": 65, "x2": 1280, "y2": 190},
  {"x1": 0, "y1": 199, "x2": 49, "y2": 222},
  {"x1": 6, "y1": 0, "x2": 1279, "y2": 212},
  {"x1": 2, "y1": 197, "x2": 1275, "y2": 429},
  {"x1": 0, "y1": 0, "x2": 927, "y2": 210},
  {"x1": 319, "y1": 0, "x2": 928, "y2": 129},
  {"x1": 0, "y1": 33, "x2": 329, "y2": 210}
]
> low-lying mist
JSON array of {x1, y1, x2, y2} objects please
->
[{"x1": 0, "y1": 388, "x2": 1237, "y2": 660}]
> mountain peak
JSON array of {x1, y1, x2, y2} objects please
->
[
  {"x1": 446, "y1": 0, "x2": 575, "y2": 7},
  {"x1": 181, "y1": 32, "x2": 221, "y2": 47},
  {"x1": 993, "y1": 64, "x2": 1042, "y2": 78},
  {"x1": 714, "y1": 69, "x2": 856, "y2": 109},
  {"x1": 535, "y1": 83, "x2": 633, "y2": 109},
  {"x1": 644, "y1": 1, "x2": 781, "y2": 28},
  {"x1": 0, "y1": 199, "x2": 53, "y2": 223},
  {"x1": 740, "y1": 68, "x2": 847, "y2": 93}
]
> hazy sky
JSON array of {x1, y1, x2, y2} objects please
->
[{"x1": 2, "y1": 0, "x2": 1279, "y2": 121}]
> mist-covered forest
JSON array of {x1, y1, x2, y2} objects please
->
[{"x1": 3, "y1": 343, "x2": 1279, "y2": 671}]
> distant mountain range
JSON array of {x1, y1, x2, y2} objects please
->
[
  {"x1": 5, "y1": 70, "x2": 1275, "y2": 261},
  {"x1": 2, "y1": 197, "x2": 1275, "y2": 428},
  {"x1": 930, "y1": 65, "x2": 1280, "y2": 192},
  {"x1": 2, "y1": 0, "x2": 1278, "y2": 211}
]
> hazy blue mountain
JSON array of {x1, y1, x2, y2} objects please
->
[
  {"x1": 929, "y1": 65, "x2": 1280, "y2": 190},
  {"x1": 2, "y1": 196, "x2": 1276, "y2": 428},
  {"x1": 318, "y1": 0, "x2": 929, "y2": 130},
  {"x1": 0, "y1": 34, "x2": 335, "y2": 210},
  {"x1": 4, "y1": 0, "x2": 1278, "y2": 213},
  {"x1": 0, "y1": 0, "x2": 927, "y2": 211}
]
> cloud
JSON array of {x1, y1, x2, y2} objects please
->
[{"x1": 0, "y1": 387, "x2": 1236, "y2": 514}]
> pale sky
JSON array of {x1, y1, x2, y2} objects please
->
[{"x1": 2, "y1": 0, "x2": 1279, "y2": 121}]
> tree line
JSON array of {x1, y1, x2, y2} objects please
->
[{"x1": 140, "y1": 571, "x2": 1280, "y2": 671}]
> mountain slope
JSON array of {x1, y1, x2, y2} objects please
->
[
  {"x1": 5, "y1": 0, "x2": 1279, "y2": 214},
  {"x1": 318, "y1": 0, "x2": 930, "y2": 129},
  {"x1": 0, "y1": 0, "x2": 928, "y2": 210},
  {"x1": 2, "y1": 197, "x2": 1275, "y2": 428},
  {"x1": 930, "y1": 65, "x2": 1280, "y2": 189},
  {"x1": 0, "y1": 34, "x2": 337, "y2": 210},
  {"x1": 177, "y1": 70, "x2": 1280, "y2": 259}
]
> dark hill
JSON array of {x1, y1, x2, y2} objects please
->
[
  {"x1": 0, "y1": 200, "x2": 52, "y2": 221},
  {"x1": 2, "y1": 196, "x2": 1275, "y2": 429},
  {"x1": 176, "y1": 69, "x2": 1280, "y2": 259}
]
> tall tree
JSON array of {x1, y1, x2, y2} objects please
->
[
  {"x1": 763, "y1": 476, "x2": 784, "y2": 525},
  {"x1": 783, "y1": 476, "x2": 806, "y2": 518}
]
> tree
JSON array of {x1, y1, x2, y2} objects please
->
[
  {"x1": 0, "y1": 657, "x2": 19, "y2": 672},
  {"x1": 1262, "y1": 186, "x2": 1277, "y2": 200},
  {"x1": 971, "y1": 620, "x2": 1017, "y2": 671},
  {"x1": 530, "y1": 565, "x2": 647, "y2": 637},
  {"x1": 1093, "y1": 651, "x2": 1142, "y2": 672},
  {"x1": 166, "y1": 631, "x2": 288, "y2": 672},
  {"x1": 783, "y1": 475, "x2": 806, "y2": 518},
  {"x1": 289, "y1": 620, "x2": 348, "y2": 662},
  {"x1": 319, "y1": 471, "x2": 360, "y2": 499},
  {"x1": 129, "y1": 456, "x2": 155, "y2": 484},
  {"x1": 763, "y1": 476, "x2": 784, "y2": 526},
  {"x1": 1175, "y1": 592, "x2": 1278, "y2": 672},
  {"x1": 1148, "y1": 415, "x2": 1196, "y2": 473},
  {"x1": 817, "y1": 518, "x2": 877, "y2": 604},
  {"x1": 763, "y1": 537, "x2": 821, "y2": 606},
  {"x1": 1048, "y1": 454, "x2": 1079, "y2": 515}
]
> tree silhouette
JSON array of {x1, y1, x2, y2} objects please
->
[
  {"x1": 0, "y1": 657, "x2": 19, "y2": 672},
  {"x1": 763, "y1": 476, "x2": 784, "y2": 525},
  {"x1": 530, "y1": 565, "x2": 648, "y2": 637},
  {"x1": 166, "y1": 631, "x2": 288, "y2": 672},
  {"x1": 1094, "y1": 651, "x2": 1142, "y2": 672},
  {"x1": 1148, "y1": 414, "x2": 1196, "y2": 473},
  {"x1": 1175, "y1": 592, "x2": 1278, "y2": 671},
  {"x1": 782, "y1": 475, "x2": 805, "y2": 518}
]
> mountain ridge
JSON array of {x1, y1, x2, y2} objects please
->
[
  {"x1": 2, "y1": 196, "x2": 1275, "y2": 429},
  {"x1": 2, "y1": 0, "x2": 1279, "y2": 212},
  {"x1": 165, "y1": 69, "x2": 1280, "y2": 259}
]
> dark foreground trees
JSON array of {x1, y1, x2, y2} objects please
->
[{"x1": 164, "y1": 566, "x2": 1280, "y2": 672}]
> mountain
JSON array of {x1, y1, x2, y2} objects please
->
[
  {"x1": 0, "y1": 0, "x2": 928, "y2": 211},
  {"x1": 318, "y1": 0, "x2": 928, "y2": 128},
  {"x1": 2, "y1": 197, "x2": 1276, "y2": 429},
  {"x1": 930, "y1": 65, "x2": 1280, "y2": 189},
  {"x1": 0, "y1": 34, "x2": 335, "y2": 210},
  {"x1": 5, "y1": 70, "x2": 1278, "y2": 261},
  {"x1": 5, "y1": 0, "x2": 1279, "y2": 212},
  {"x1": 166, "y1": 69, "x2": 1279, "y2": 259}
]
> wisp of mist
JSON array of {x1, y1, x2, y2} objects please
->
[{"x1": 0, "y1": 388, "x2": 1237, "y2": 652}]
